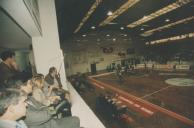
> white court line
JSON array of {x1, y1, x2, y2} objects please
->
[
  {"x1": 89, "y1": 72, "x2": 115, "y2": 78},
  {"x1": 141, "y1": 85, "x2": 174, "y2": 99}
]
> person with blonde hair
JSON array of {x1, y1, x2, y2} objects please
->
[{"x1": 31, "y1": 74, "x2": 60, "y2": 106}]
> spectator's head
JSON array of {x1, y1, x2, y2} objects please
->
[
  {"x1": 0, "y1": 50, "x2": 17, "y2": 69},
  {"x1": 20, "y1": 80, "x2": 33, "y2": 95},
  {"x1": 31, "y1": 74, "x2": 44, "y2": 89},
  {"x1": 0, "y1": 89, "x2": 28, "y2": 120},
  {"x1": 0, "y1": 50, "x2": 15, "y2": 62},
  {"x1": 49, "y1": 67, "x2": 57, "y2": 77}
]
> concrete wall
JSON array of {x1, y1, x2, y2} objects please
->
[{"x1": 32, "y1": 0, "x2": 67, "y2": 89}]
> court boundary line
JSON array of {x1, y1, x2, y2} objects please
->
[{"x1": 141, "y1": 85, "x2": 174, "y2": 99}]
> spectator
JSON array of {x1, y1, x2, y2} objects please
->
[
  {"x1": 45, "y1": 67, "x2": 72, "y2": 117},
  {"x1": 0, "y1": 50, "x2": 24, "y2": 87},
  {"x1": 44, "y1": 67, "x2": 70, "y2": 99},
  {"x1": 19, "y1": 78, "x2": 80, "y2": 128},
  {"x1": 31, "y1": 74, "x2": 60, "y2": 106},
  {"x1": 0, "y1": 89, "x2": 28, "y2": 128}
]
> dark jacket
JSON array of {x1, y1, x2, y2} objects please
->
[
  {"x1": 24, "y1": 97, "x2": 80, "y2": 128},
  {"x1": 45, "y1": 74, "x2": 62, "y2": 88},
  {"x1": 24, "y1": 96, "x2": 53, "y2": 126},
  {"x1": 0, "y1": 62, "x2": 23, "y2": 87}
]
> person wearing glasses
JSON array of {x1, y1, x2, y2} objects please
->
[{"x1": 0, "y1": 89, "x2": 28, "y2": 128}]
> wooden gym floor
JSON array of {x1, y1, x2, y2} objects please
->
[{"x1": 84, "y1": 70, "x2": 194, "y2": 128}]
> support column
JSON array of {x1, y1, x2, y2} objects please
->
[{"x1": 32, "y1": 0, "x2": 67, "y2": 89}]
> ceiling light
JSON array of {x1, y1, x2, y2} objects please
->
[
  {"x1": 141, "y1": 16, "x2": 194, "y2": 37},
  {"x1": 141, "y1": 28, "x2": 144, "y2": 31},
  {"x1": 100, "y1": 0, "x2": 140, "y2": 26},
  {"x1": 165, "y1": 19, "x2": 170, "y2": 22},
  {"x1": 74, "y1": 0, "x2": 102, "y2": 33},
  {"x1": 82, "y1": 34, "x2": 86, "y2": 37},
  {"x1": 146, "y1": 32, "x2": 194, "y2": 45},
  {"x1": 127, "y1": 0, "x2": 192, "y2": 28},
  {"x1": 120, "y1": 27, "x2": 124, "y2": 30},
  {"x1": 113, "y1": 38, "x2": 116, "y2": 41},
  {"x1": 107, "y1": 11, "x2": 113, "y2": 16},
  {"x1": 124, "y1": 34, "x2": 127, "y2": 37},
  {"x1": 91, "y1": 26, "x2": 96, "y2": 29},
  {"x1": 106, "y1": 34, "x2": 110, "y2": 37}
]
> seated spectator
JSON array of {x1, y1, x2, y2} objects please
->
[
  {"x1": 20, "y1": 80, "x2": 80, "y2": 128},
  {"x1": 0, "y1": 89, "x2": 28, "y2": 128},
  {"x1": 44, "y1": 67, "x2": 72, "y2": 116},
  {"x1": 31, "y1": 74, "x2": 60, "y2": 106},
  {"x1": 19, "y1": 78, "x2": 80, "y2": 128},
  {"x1": 44, "y1": 67, "x2": 70, "y2": 100},
  {"x1": 0, "y1": 50, "x2": 24, "y2": 87}
]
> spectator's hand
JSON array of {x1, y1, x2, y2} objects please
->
[
  {"x1": 21, "y1": 80, "x2": 32, "y2": 94},
  {"x1": 49, "y1": 96, "x2": 60, "y2": 103},
  {"x1": 50, "y1": 85, "x2": 59, "y2": 90},
  {"x1": 10, "y1": 61, "x2": 19, "y2": 71}
]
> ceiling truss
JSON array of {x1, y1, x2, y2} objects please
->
[
  {"x1": 99, "y1": 0, "x2": 140, "y2": 26},
  {"x1": 141, "y1": 16, "x2": 194, "y2": 37},
  {"x1": 74, "y1": 0, "x2": 102, "y2": 33},
  {"x1": 127, "y1": 0, "x2": 192, "y2": 28},
  {"x1": 146, "y1": 32, "x2": 194, "y2": 45}
]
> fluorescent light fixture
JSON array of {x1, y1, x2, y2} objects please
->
[
  {"x1": 146, "y1": 32, "x2": 194, "y2": 45},
  {"x1": 120, "y1": 27, "x2": 124, "y2": 30},
  {"x1": 106, "y1": 34, "x2": 110, "y2": 37},
  {"x1": 127, "y1": 0, "x2": 192, "y2": 28},
  {"x1": 74, "y1": 0, "x2": 102, "y2": 33},
  {"x1": 99, "y1": 0, "x2": 140, "y2": 26},
  {"x1": 165, "y1": 19, "x2": 170, "y2": 22},
  {"x1": 124, "y1": 34, "x2": 127, "y2": 37},
  {"x1": 91, "y1": 26, "x2": 96, "y2": 29},
  {"x1": 107, "y1": 11, "x2": 113, "y2": 16},
  {"x1": 141, "y1": 28, "x2": 144, "y2": 31},
  {"x1": 82, "y1": 34, "x2": 86, "y2": 37},
  {"x1": 141, "y1": 16, "x2": 194, "y2": 37}
]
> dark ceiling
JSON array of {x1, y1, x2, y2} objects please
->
[{"x1": 55, "y1": 0, "x2": 194, "y2": 43}]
